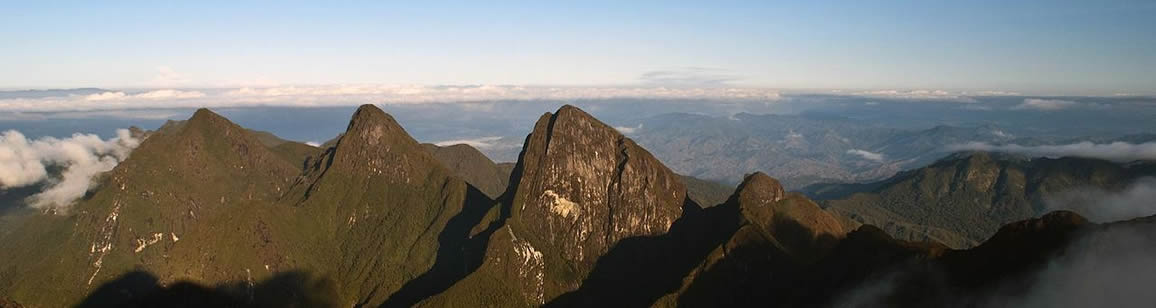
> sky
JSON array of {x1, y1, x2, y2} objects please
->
[{"x1": 2, "y1": 1, "x2": 1155, "y2": 94}]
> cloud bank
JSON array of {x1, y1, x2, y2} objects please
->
[
  {"x1": 638, "y1": 67, "x2": 740, "y2": 87},
  {"x1": 988, "y1": 222, "x2": 1156, "y2": 308},
  {"x1": 1013, "y1": 98, "x2": 1077, "y2": 111},
  {"x1": 614, "y1": 124, "x2": 643, "y2": 135},
  {"x1": 0, "y1": 129, "x2": 141, "y2": 210},
  {"x1": 847, "y1": 149, "x2": 885, "y2": 162},
  {"x1": 433, "y1": 136, "x2": 505, "y2": 149},
  {"x1": 948, "y1": 141, "x2": 1156, "y2": 162},
  {"x1": 0, "y1": 85, "x2": 783, "y2": 113},
  {"x1": 1042, "y1": 178, "x2": 1156, "y2": 223}
]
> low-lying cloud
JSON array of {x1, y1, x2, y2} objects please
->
[
  {"x1": 0, "y1": 85, "x2": 783, "y2": 113},
  {"x1": 1013, "y1": 98, "x2": 1077, "y2": 111},
  {"x1": 0, "y1": 129, "x2": 141, "y2": 210},
  {"x1": 614, "y1": 124, "x2": 643, "y2": 135},
  {"x1": 847, "y1": 149, "x2": 885, "y2": 162},
  {"x1": 948, "y1": 141, "x2": 1156, "y2": 162},
  {"x1": 433, "y1": 136, "x2": 505, "y2": 149},
  {"x1": 986, "y1": 222, "x2": 1156, "y2": 307},
  {"x1": 1042, "y1": 178, "x2": 1156, "y2": 223}
]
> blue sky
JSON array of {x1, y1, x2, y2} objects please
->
[{"x1": 2, "y1": 1, "x2": 1154, "y2": 94}]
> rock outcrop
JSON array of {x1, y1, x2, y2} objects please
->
[{"x1": 426, "y1": 105, "x2": 690, "y2": 305}]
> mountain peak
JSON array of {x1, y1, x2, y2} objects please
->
[
  {"x1": 340, "y1": 104, "x2": 410, "y2": 148},
  {"x1": 181, "y1": 108, "x2": 243, "y2": 138},
  {"x1": 729, "y1": 172, "x2": 846, "y2": 240},
  {"x1": 733, "y1": 172, "x2": 786, "y2": 205},
  {"x1": 188, "y1": 108, "x2": 223, "y2": 124},
  {"x1": 291, "y1": 103, "x2": 445, "y2": 196},
  {"x1": 498, "y1": 104, "x2": 687, "y2": 298},
  {"x1": 350, "y1": 104, "x2": 388, "y2": 124}
]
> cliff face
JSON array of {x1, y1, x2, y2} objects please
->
[
  {"x1": 509, "y1": 105, "x2": 685, "y2": 266},
  {"x1": 424, "y1": 105, "x2": 691, "y2": 305}
]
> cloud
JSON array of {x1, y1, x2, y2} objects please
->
[
  {"x1": 855, "y1": 89, "x2": 953, "y2": 97},
  {"x1": 969, "y1": 90, "x2": 1021, "y2": 96},
  {"x1": 84, "y1": 89, "x2": 206, "y2": 101},
  {"x1": 614, "y1": 124, "x2": 643, "y2": 134},
  {"x1": 986, "y1": 222, "x2": 1156, "y2": 307},
  {"x1": 844, "y1": 89, "x2": 980, "y2": 103},
  {"x1": 1042, "y1": 178, "x2": 1156, "y2": 223},
  {"x1": 149, "y1": 66, "x2": 192, "y2": 87},
  {"x1": 0, "y1": 85, "x2": 782, "y2": 112},
  {"x1": 305, "y1": 141, "x2": 320, "y2": 147},
  {"x1": 433, "y1": 136, "x2": 504, "y2": 149},
  {"x1": 947, "y1": 141, "x2": 1156, "y2": 162},
  {"x1": 1013, "y1": 98, "x2": 1077, "y2": 111},
  {"x1": 0, "y1": 129, "x2": 141, "y2": 211},
  {"x1": 960, "y1": 104, "x2": 993, "y2": 111},
  {"x1": 638, "y1": 67, "x2": 741, "y2": 87},
  {"x1": 847, "y1": 149, "x2": 885, "y2": 162}
]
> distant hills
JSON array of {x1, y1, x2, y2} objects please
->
[
  {"x1": 809, "y1": 152, "x2": 1156, "y2": 248},
  {"x1": 0, "y1": 104, "x2": 1152, "y2": 307},
  {"x1": 628, "y1": 112, "x2": 1023, "y2": 189}
]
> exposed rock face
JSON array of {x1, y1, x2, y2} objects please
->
[
  {"x1": 510, "y1": 105, "x2": 685, "y2": 270},
  {"x1": 425, "y1": 105, "x2": 691, "y2": 305},
  {"x1": 733, "y1": 172, "x2": 846, "y2": 242},
  {"x1": 733, "y1": 172, "x2": 786, "y2": 206}
]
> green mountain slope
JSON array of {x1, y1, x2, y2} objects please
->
[
  {"x1": 813, "y1": 152, "x2": 1156, "y2": 247},
  {"x1": 0, "y1": 105, "x2": 494, "y2": 307},
  {"x1": 0, "y1": 108, "x2": 303, "y2": 307},
  {"x1": 422, "y1": 143, "x2": 510, "y2": 199}
]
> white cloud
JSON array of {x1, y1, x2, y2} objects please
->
[
  {"x1": 844, "y1": 89, "x2": 979, "y2": 103},
  {"x1": 992, "y1": 223, "x2": 1156, "y2": 307},
  {"x1": 991, "y1": 129, "x2": 1013, "y2": 138},
  {"x1": 614, "y1": 124, "x2": 643, "y2": 134},
  {"x1": 149, "y1": 66, "x2": 192, "y2": 87},
  {"x1": 0, "y1": 85, "x2": 783, "y2": 112},
  {"x1": 305, "y1": 141, "x2": 320, "y2": 147},
  {"x1": 434, "y1": 136, "x2": 504, "y2": 149},
  {"x1": 947, "y1": 141, "x2": 1156, "y2": 162},
  {"x1": 1042, "y1": 178, "x2": 1156, "y2": 223},
  {"x1": 1013, "y1": 98, "x2": 1077, "y2": 111},
  {"x1": 969, "y1": 90, "x2": 1021, "y2": 96},
  {"x1": 85, "y1": 89, "x2": 205, "y2": 101},
  {"x1": 638, "y1": 67, "x2": 740, "y2": 87},
  {"x1": 0, "y1": 129, "x2": 141, "y2": 211},
  {"x1": 960, "y1": 104, "x2": 993, "y2": 111},
  {"x1": 855, "y1": 89, "x2": 953, "y2": 97},
  {"x1": 847, "y1": 149, "x2": 885, "y2": 162}
]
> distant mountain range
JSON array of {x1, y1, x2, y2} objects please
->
[
  {"x1": 0, "y1": 105, "x2": 1152, "y2": 307},
  {"x1": 627, "y1": 111, "x2": 1156, "y2": 190},
  {"x1": 807, "y1": 152, "x2": 1156, "y2": 248}
]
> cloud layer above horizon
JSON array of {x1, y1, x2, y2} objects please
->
[{"x1": 0, "y1": 86, "x2": 783, "y2": 113}]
